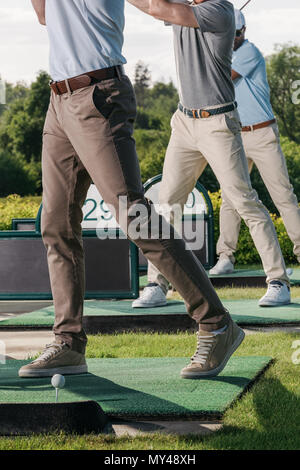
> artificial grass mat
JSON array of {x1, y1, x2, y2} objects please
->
[
  {"x1": 140, "y1": 267, "x2": 300, "y2": 287},
  {"x1": 0, "y1": 356, "x2": 271, "y2": 419},
  {"x1": 1, "y1": 299, "x2": 300, "y2": 327}
]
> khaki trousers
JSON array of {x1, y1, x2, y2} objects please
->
[
  {"x1": 216, "y1": 123, "x2": 300, "y2": 263},
  {"x1": 148, "y1": 109, "x2": 288, "y2": 294},
  {"x1": 41, "y1": 75, "x2": 230, "y2": 352}
]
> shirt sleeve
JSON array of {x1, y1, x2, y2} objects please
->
[
  {"x1": 164, "y1": 0, "x2": 189, "y2": 26},
  {"x1": 233, "y1": 44, "x2": 263, "y2": 78},
  {"x1": 192, "y1": 2, "x2": 233, "y2": 33}
]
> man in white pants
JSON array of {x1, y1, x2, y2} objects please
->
[
  {"x1": 130, "y1": 0, "x2": 290, "y2": 308},
  {"x1": 210, "y1": 10, "x2": 300, "y2": 285}
]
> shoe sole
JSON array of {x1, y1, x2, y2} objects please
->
[
  {"x1": 18, "y1": 364, "x2": 88, "y2": 378},
  {"x1": 259, "y1": 300, "x2": 291, "y2": 308},
  {"x1": 209, "y1": 270, "x2": 234, "y2": 276},
  {"x1": 180, "y1": 328, "x2": 245, "y2": 379},
  {"x1": 132, "y1": 301, "x2": 168, "y2": 308}
]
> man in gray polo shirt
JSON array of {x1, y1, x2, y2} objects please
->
[
  {"x1": 20, "y1": 0, "x2": 246, "y2": 379},
  {"x1": 130, "y1": 0, "x2": 290, "y2": 310}
]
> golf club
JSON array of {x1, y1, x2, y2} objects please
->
[{"x1": 240, "y1": 0, "x2": 252, "y2": 11}]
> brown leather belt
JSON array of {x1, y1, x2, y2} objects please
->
[
  {"x1": 242, "y1": 119, "x2": 276, "y2": 132},
  {"x1": 50, "y1": 66, "x2": 124, "y2": 95}
]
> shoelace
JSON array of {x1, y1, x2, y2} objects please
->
[
  {"x1": 267, "y1": 283, "x2": 284, "y2": 293},
  {"x1": 191, "y1": 333, "x2": 215, "y2": 365},
  {"x1": 140, "y1": 286, "x2": 160, "y2": 300},
  {"x1": 32, "y1": 343, "x2": 64, "y2": 364}
]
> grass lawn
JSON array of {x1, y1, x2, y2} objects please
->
[
  {"x1": 0, "y1": 331, "x2": 299, "y2": 450},
  {"x1": 171, "y1": 285, "x2": 300, "y2": 301}
]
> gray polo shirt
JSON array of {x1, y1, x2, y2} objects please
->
[{"x1": 170, "y1": 0, "x2": 235, "y2": 109}]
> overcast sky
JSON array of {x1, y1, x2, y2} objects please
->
[{"x1": 0, "y1": 0, "x2": 299, "y2": 86}]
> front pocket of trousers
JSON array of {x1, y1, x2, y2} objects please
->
[
  {"x1": 224, "y1": 113, "x2": 242, "y2": 135},
  {"x1": 269, "y1": 125, "x2": 280, "y2": 143},
  {"x1": 170, "y1": 110, "x2": 179, "y2": 129},
  {"x1": 92, "y1": 82, "x2": 137, "y2": 124}
]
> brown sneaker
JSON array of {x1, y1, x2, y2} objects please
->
[
  {"x1": 181, "y1": 319, "x2": 245, "y2": 379},
  {"x1": 18, "y1": 342, "x2": 88, "y2": 378}
]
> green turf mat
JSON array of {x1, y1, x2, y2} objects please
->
[
  {"x1": 0, "y1": 300, "x2": 185, "y2": 326},
  {"x1": 225, "y1": 299, "x2": 300, "y2": 324},
  {"x1": 141, "y1": 268, "x2": 300, "y2": 283},
  {"x1": 209, "y1": 268, "x2": 300, "y2": 284},
  {"x1": 0, "y1": 356, "x2": 271, "y2": 418},
  {"x1": 209, "y1": 269, "x2": 266, "y2": 278},
  {"x1": 139, "y1": 271, "x2": 268, "y2": 288},
  {"x1": 1, "y1": 299, "x2": 300, "y2": 327}
]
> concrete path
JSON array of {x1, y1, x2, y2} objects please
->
[
  {"x1": 111, "y1": 420, "x2": 222, "y2": 437},
  {"x1": 0, "y1": 301, "x2": 52, "y2": 320},
  {"x1": 1, "y1": 330, "x2": 54, "y2": 360}
]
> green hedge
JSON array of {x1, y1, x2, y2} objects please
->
[
  {"x1": 0, "y1": 194, "x2": 41, "y2": 231},
  {"x1": 0, "y1": 192, "x2": 296, "y2": 265}
]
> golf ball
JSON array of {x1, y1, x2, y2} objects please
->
[
  {"x1": 287, "y1": 268, "x2": 293, "y2": 276},
  {"x1": 51, "y1": 374, "x2": 65, "y2": 389}
]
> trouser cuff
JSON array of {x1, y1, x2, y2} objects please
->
[
  {"x1": 198, "y1": 310, "x2": 231, "y2": 333},
  {"x1": 219, "y1": 254, "x2": 235, "y2": 264}
]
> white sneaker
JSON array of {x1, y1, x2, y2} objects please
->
[
  {"x1": 132, "y1": 284, "x2": 167, "y2": 308},
  {"x1": 209, "y1": 258, "x2": 234, "y2": 276},
  {"x1": 259, "y1": 280, "x2": 291, "y2": 307},
  {"x1": 287, "y1": 268, "x2": 293, "y2": 277}
]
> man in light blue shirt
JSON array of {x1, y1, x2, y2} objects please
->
[
  {"x1": 20, "y1": 0, "x2": 246, "y2": 379},
  {"x1": 232, "y1": 39, "x2": 274, "y2": 127},
  {"x1": 211, "y1": 9, "x2": 300, "y2": 276},
  {"x1": 45, "y1": 0, "x2": 127, "y2": 81}
]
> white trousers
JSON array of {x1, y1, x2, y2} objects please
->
[
  {"x1": 147, "y1": 109, "x2": 289, "y2": 293},
  {"x1": 217, "y1": 123, "x2": 300, "y2": 264}
]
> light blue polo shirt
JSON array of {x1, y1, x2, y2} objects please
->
[
  {"x1": 233, "y1": 40, "x2": 274, "y2": 126},
  {"x1": 45, "y1": 0, "x2": 126, "y2": 81}
]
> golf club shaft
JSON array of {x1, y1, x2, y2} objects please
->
[{"x1": 240, "y1": 0, "x2": 252, "y2": 11}]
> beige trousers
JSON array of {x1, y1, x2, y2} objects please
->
[
  {"x1": 217, "y1": 123, "x2": 300, "y2": 263},
  {"x1": 148, "y1": 109, "x2": 289, "y2": 293},
  {"x1": 41, "y1": 76, "x2": 231, "y2": 352}
]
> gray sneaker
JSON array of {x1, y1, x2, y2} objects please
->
[
  {"x1": 18, "y1": 342, "x2": 88, "y2": 378},
  {"x1": 181, "y1": 319, "x2": 245, "y2": 379}
]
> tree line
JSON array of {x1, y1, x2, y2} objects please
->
[{"x1": 0, "y1": 44, "x2": 299, "y2": 215}]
